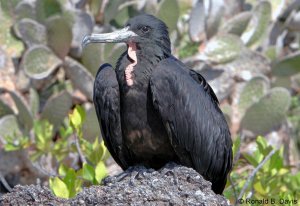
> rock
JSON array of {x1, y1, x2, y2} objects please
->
[{"x1": 0, "y1": 163, "x2": 229, "y2": 206}]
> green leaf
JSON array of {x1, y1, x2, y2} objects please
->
[
  {"x1": 256, "y1": 136, "x2": 268, "y2": 153},
  {"x1": 95, "y1": 161, "x2": 107, "y2": 184},
  {"x1": 243, "y1": 153, "x2": 259, "y2": 167},
  {"x1": 63, "y1": 168, "x2": 77, "y2": 197},
  {"x1": 232, "y1": 137, "x2": 241, "y2": 159},
  {"x1": 254, "y1": 181, "x2": 267, "y2": 195},
  {"x1": 34, "y1": 120, "x2": 53, "y2": 151},
  {"x1": 202, "y1": 34, "x2": 243, "y2": 64},
  {"x1": 69, "y1": 105, "x2": 86, "y2": 130},
  {"x1": 49, "y1": 177, "x2": 69, "y2": 198},
  {"x1": 58, "y1": 164, "x2": 68, "y2": 176},
  {"x1": 30, "y1": 150, "x2": 44, "y2": 161},
  {"x1": 82, "y1": 163, "x2": 95, "y2": 183}
]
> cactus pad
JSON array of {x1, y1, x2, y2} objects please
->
[
  {"x1": 22, "y1": 45, "x2": 62, "y2": 79},
  {"x1": 241, "y1": 87, "x2": 291, "y2": 136}
]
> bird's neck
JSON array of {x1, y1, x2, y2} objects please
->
[{"x1": 124, "y1": 42, "x2": 170, "y2": 87}]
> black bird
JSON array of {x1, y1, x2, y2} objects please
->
[{"x1": 82, "y1": 14, "x2": 232, "y2": 194}]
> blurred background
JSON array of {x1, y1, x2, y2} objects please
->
[{"x1": 0, "y1": 0, "x2": 300, "y2": 203}]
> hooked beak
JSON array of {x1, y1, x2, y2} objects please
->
[{"x1": 82, "y1": 27, "x2": 138, "y2": 48}]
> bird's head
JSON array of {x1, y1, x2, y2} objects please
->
[{"x1": 82, "y1": 14, "x2": 171, "y2": 58}]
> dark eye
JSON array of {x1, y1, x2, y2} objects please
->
[{"x1": 141, "y1": 26, "x2": 150, "y2": 33}]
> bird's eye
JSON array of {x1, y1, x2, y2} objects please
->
[{"x1": 141, "y1": 26, "x2": 150, "y2": 33}]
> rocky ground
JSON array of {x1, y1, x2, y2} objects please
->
[{"x1": 0, "y1": 163, "x2": 229, "y2": 206}]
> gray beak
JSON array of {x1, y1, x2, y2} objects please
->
[{"x1": 82, "y1": 27, "x2": 137, "y2": 48}]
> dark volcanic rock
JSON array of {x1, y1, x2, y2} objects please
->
[{"x1": 0, "y1": 163, "x2": 229, "y2": 206}]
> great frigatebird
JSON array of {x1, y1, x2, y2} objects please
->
[{"x1": 82, "y1": 14, "x2": 232, "y2": 194}]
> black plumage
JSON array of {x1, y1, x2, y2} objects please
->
[{"x1": 83, "y1": 14, "x2": 232, "y2": 194}]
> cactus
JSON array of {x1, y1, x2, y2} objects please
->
[
  {"x1": 238, "y1": 75, "x2": 270, "y2": 115},
  {"x1": 46, "y1": 15, "x2": 72, "y2": 59},
  {"x1": 0, "y1": 115, "x2": 22, "y2": 138},
  {"x1": 222, "y1": 11, "x2": 252, "y2": 36},
  {"x1": 35, "y1": 0, "x2": 62, "y2": 23},
  {"x1": 104, "y1": 0, "x2": 124, "y2": 24},
  {"x1": 71, "y1": 10, "x2": 94, "y2": 49},
  {"x1": 82, "y1": 106, "x2": 101, "y2": 142},
  {"x1": 29, "y1": 88, "x2": 40, "y2": 117},
  {"x1": 202, "y1": 34, "x2": 243, "y2": 64},
  {"x1": 81, "y1": 44, "x2": 102, "y2": 76},
  {"x1": 217, "y1": 49, "x2": 271, "y2": 79},
  {"x1": 0, "y1": 0, "x2": 22, "y2": 17},
  {"x1": 4, "y1": 90, "x2": 34, "y2": 131},
  {"x1": 241, "y1": 87, "x2": 291, "y2": 136},
  {"x1": 157, "y1": 0, "x2": 179, "y2": 32},
  {"x1": 64, "y1": 57, "x2": 94, "y2": 101},
  {"x1": 15, "y1": 1, "x2": 36, "y2": 20},
  {"x1": 272, "y1": 51, "x2": 300, "y2": 77},
  {"x1": 188, "y1": 0, "x2": 206, "y2": 42},
  {"x1": 0, "y1": 99, "x2": 14, "y2": 118},
  {"x1": 241, "y1": 1, "x2": 271, "y2": 47},
  {"x1": 41, "y1": 90, "x2": 72, "y2": 130},
  {"x1": 14, "y1": 18, "x2": 47, "y2": 47},
  {"x1": 21, "y1": 45, "x2": 62, "y2": 79}
]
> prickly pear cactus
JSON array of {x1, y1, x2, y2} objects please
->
[
  {"x1": 21, "y1": 45, "x2": 62, "y2": 79},
  {"x1": 0, "y1": 99, "x2": 14, "y2": 118},
  {"x1": 35, "y1": 0, "x2": 62, "y2": 23},
  {"x1": 202, "y1": 34, "x2": 244, "y2": 64},
  {"x1": 64, "y1": 57, "x2": 94, "y2": 101},
  {"x1": 222, "y1": 11, "x2": 252, "y2": 36},
  {"x1": 46, "y1": 15, "x2": 72, "y2": 59},
  {"x1": 82, "y1": 106, "x2": 101, "y2": 142},
  {"x1": 40, "y1": 90, "x2": 72, "y2": 130},
  {"x1": 238, "y1": 75, "x2": 270, "y2": 115},
  {"x1": 241, "y1": 87, "x2": 291, "y2": 136},
  {"x1": 0, "y1": 115, "x2": 22, "y2": 138},
  {"x1": 14, "y1": 18, "x2": 47, "y2": 47}
]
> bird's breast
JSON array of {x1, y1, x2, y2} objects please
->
[{"x1": 120, "y1": 87, "x2": 176, "y2": 168}]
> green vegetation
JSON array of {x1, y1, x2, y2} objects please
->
[
  {"x1": 0, "y1": 0, "x2": 300, "y2": 204},
  {"x1": 225, "y1": 136, "x2": 300, "y2": 205},
  {"x1": 2, "y1": 105, "x2": 108, "y2": 198}
]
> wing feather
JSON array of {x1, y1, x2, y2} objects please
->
[
  {"x1": 93, "y1": 63, "x2": 129, "y2": 169},
  {"x1": 150, "y1": 58, "x2": 232, "y2": 194}
]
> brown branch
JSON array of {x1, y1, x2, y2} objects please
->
[{"x1": 74, "y1": 133, "x2": 87, "y2": 164}]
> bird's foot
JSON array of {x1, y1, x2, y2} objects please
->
[
  {"x1": 102, "y1": 165, "x2": 153, "y2": 186},
  {"x1": 127, "y1": 165, "x2": 154, "y2": 186},
  {"x1": 160, "y1": 163, "x2": 179, "y2": 185}
]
